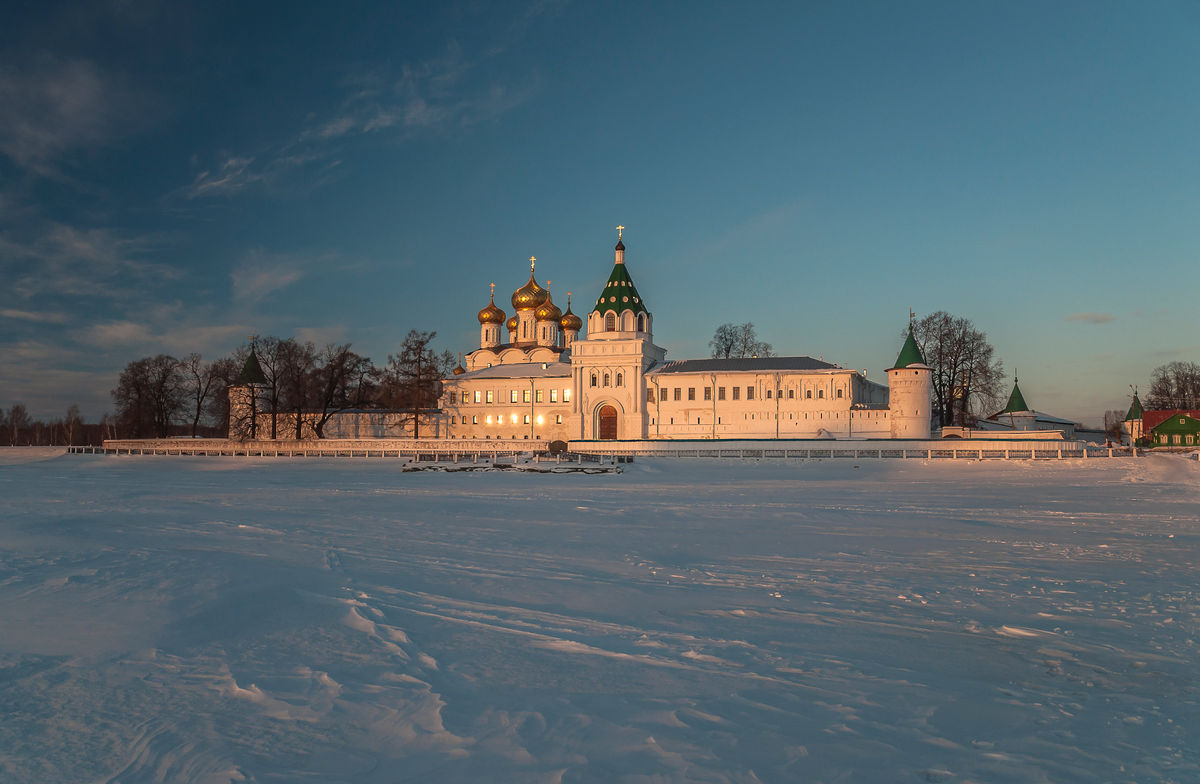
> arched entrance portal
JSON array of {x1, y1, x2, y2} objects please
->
[{"x1": 598, "y1": 405, "x2": 618, "y2": 440}]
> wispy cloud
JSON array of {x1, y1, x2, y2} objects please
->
[
  {"x1": 1065, "y1": 312, "x2": 1115, "y2": 325},
  {"x1": 0, "y1": 57, "x2": 146, "y2": 177},
  {"x1": 186, "y1": 25, "x2": 542, "y2": 200},
  {"x1": 0, "y1": 308, "x2": 69, "y2": 324},
  {"x1": 230, "y1": 249, "x2": 313, "y2": 304}
]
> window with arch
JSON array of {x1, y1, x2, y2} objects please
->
[
  {"x1": 605, "y1": 312, "x2": 616, "y2": 331},
  {"x1": 603, "y1": 373, "x2": 610, "y2": 386},
  {"x1": 616, "y1": 372, "x2": 623, "y2": 387},
  {"x1": 805, "y1": 390, "x2": 812, "y2": 399},
  {"x1": 836, "y1": 389, "x2": 843, "y2": 398},
  {"x1": 818, "y1": 389, "x2": 825, "y2": 399},
  {"x1": 637, "y1": 313, "x2": 646, "y2": 331},
  {"x1": 590, "y1": 374, "x2": 597, "y2": 387},
  {"x1": 788, "y1": 389, "x2": 794, "y2": 399}
]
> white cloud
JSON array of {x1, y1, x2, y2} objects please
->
[{"x1": 230, "y1": 250, "x2": 310, "y2": 304}]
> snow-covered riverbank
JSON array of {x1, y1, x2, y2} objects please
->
[{"x1": 1, "y1": 453, "x2": 1196, "y2": 782}]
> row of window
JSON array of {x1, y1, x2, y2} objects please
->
[
  {"x1": 456, "y1": 413, "x2": 564, "y2": 425},
  {"x1": 651, "y1": 410, "x2": 887, "y2": 425},
  {"x1": 455, "y1": 389, "x2": 572, "y2": 404},
  {"x1": 648, "y1": 386, "x2": 845, "y2": 403},
  {"x1": 601, "y1": 311, "x2": 647, "y2": 332},
  {"x1": 590, "y1": 372, "x2": 624, "y2": 387}
]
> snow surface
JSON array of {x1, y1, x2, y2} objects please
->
[{"x1": 1, "y1": 451, "x2": 1197, "y2": 783}]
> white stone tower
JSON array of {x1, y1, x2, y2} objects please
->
[
  {"x1": 571, "y1": 228, "x2": 666, "y2": 440},
  {"x1": 886, "y1": 322, "x2": 933, "y2": 439},
  {"x1": 227, "y1": 344, "x2": 269, "y2": 440}
]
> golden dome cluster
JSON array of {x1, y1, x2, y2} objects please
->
[
  {"x1": 477, "y1": 295, "x2": 505, "y2": 325},
  {"x1": 560, "y1": 295, "x2": 582, "y2": 331},
  {"x1": 535, "y1": 292, "x2": 562, "y2": 322}
]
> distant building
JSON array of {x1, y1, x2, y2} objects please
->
[
  {"x1": 974, "y1": 377, "x2": 1078, "y2": 439},
  {"x1": 1144, "y1": 409, "x2": 1200, "y2": 447}
]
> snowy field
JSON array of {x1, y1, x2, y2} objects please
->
[{"x1": 1, "y1": 450, "x2": 1197, "y2": 783}]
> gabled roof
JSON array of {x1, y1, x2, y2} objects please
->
[
  {"x1": 1150, "y1": 412, "x2": 1200, "y2": 433},
  {"x1": 648, "y1": 356, "x2": 839, "y2": 375},
  {"x1": 1125, "y1": 394, "x2": 1144, "y2": 421},
  {"x1": 1000, "y1": 378, "x2": 1029, "y2": 414},
  {"x1": 235, "y1": 349, "x2": 268, "y2": 385},
  {"x1": 891, "y1": 327, "x2": 926, "y2": 370}
]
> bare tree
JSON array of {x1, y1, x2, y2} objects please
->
[
  {"x1": 275, "y1": 340, "x2": 319, "y2": 439},
  {"x1": 908, "y1": 312, "x2": 1004, "y2": 427},
  {"x1": 181, "y1": 354, "x2": 228, "y2": 438},
  {"x1": 1146, "y1": 361, "x2": 1200, "y2": 410},
  {"x1": 64, "y1": 404, "x2": 82, "y2": 445},
  {"x1": 6, "y1": 403, "x2": 31, "y2": 445},
  {"x1": 113, "y1": 355, "x2": 185, "y2": 438},
  {"x1": 710, "y1": 323, "x2": 774, "y2": 359},
  {"x1": 1103, "y1": 409, "x2": 1127, "y2": 443},
  {"x1": 311, "y1": 344, "x2": 376, "y2": 438},
  {"x1": 380, "y1": 330, "x2": 454, "y2": 439}
]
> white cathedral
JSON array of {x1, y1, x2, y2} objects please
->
[{"x1": 439, "y1": 230, "x2": 933, "y2": 443}]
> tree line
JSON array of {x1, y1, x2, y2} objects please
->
[
  {"x1": 110, "y1": 330, "x2": 454, "y2": 440},
  {"x1": 0, "y1": 403, "x2": 118, "y2": 446}
]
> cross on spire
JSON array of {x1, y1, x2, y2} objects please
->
[
  {"x1": 489, "y1": 282, "x2": 495, "y2": 300},
  {"x1": 616, "y1": 225, "x2": 624, "y2": 240},
  {"x1": 529, "y1": 255, "x2": 536, "y2": 272}
]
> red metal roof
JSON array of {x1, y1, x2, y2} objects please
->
[{"x1": 1143, "y1": 409, "x2": 1200, "y2": 430}]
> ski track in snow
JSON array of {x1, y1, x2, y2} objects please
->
[{"x1": 0, "y1": 450, "x2": 1197, "y2": 782}]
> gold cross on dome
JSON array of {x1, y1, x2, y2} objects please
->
[
  {"x1": 616, "y1": 225, "x2": 624, "y2": 240},
  {"x1": 529, "y1": 255, "x2": 536, "y2": 271},
  {"x1": 489, "y1": 282, "x2": 495, "y2": 297},
  {"x1": 546, "y1": 279, "x2": 551, "y2": 288}
]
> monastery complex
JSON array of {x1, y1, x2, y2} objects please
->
[{"x1": 436, "y1": 231, "x2": 933, "y2": 443}]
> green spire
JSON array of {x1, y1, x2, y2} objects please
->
[
  {"x1": 236, "y1": 348, "x2": 268, "y2": 385},
  {"x1": 1001, "y1": 377, "x2": 1029, "y2": 414},
  {"x1": 1125, "y1": 392, "x2": 1143, "y2": 421},
  {"x1": 592, "y1": 240, "x2": 648, "y2": 317},
  {"x1": 891, "y1": 325, "x2": 925, "y2": 369}
]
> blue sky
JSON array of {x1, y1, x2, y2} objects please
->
[{"x1": 3, "y1": 1, "x2": 1198, "y2": 425}]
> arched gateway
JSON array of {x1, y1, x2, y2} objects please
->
[{"x1": 598, "y1": 405, "x2": 618, "y2": 440}]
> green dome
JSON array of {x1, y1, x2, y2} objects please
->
[{"x1": 592, "y1": 257, "x2": 648, "y2": 317}]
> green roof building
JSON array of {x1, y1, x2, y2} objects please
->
[{"x1": 1149, "y1": 412, "x2": 1200, "y2": 447}]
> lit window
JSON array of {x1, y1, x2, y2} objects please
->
[
  {"x1": 511, "y1": 414, "x2": 519, "y2": 424},
  {"x1": 564, "y1": 389, "x2": 571, "y2": 402},
  {"x1": 461, "y1": 416, "x2": 467, "y2": 424},
  {"x1": 460, "y1": 391, "x2": 469, "y2": 404},
  {"x1": 472, "y1": 415, "x2": 478, "y2": 424},
  {"x1": 535, "y1": 389, "x2": 543, "y2": 403},
  {"x1": 511, "y1": 390, "x2": 518, "y2": 403},
  {"x1": 523, "y1": 389, "x2": 531, "y2": 403},
  {"x1": 550, "y1": 389, "x2": 558, "y2": 403},
  {"x1": 486, "y1": 391, "x2": 494, "y2": 403},
  {"x1": 524, "y1": 415, "x2": 531, "y2": 424},
  {"x1": 536, "y1": 415, "x2": 543, "y2": 425},
  {"x1": 474, "y1": 390, "x2": 481, "y2": 403},
  {"x1": 556, "y1": 414, "x2": 562, "y2": 424},
  {"x1": 486, "y1": 415, "x2": 492, "y2": 424}
]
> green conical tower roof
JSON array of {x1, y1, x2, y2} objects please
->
[
  {"x1": 235, "y1": 348, "x2": 268, "y2": 386},
  {"x1": 592, "y1": 236, "x2": 648, "y2": 317},
  {"x1": 891, "y1": 326, "x2": 926, "y2": 370},
  {"x1": 1001, "y1": 377, "x2": 1029, "y2": 414},
  {"x1": 1125, "y1": 393, "x2": 1143, "y2": 421}
]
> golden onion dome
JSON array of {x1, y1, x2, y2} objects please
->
[
  {"x1": 477, "y1": 291, "x2": 506, "y2": 325},
  {"x1": 505, "y1": 314, "x2": 519, "y2": 332},
  {"x1": 560, "y1": 293, "x2": 582, "y2": 331},
  {"x1": 511, "y1": 273, "x2": 548, "y2": 311},
  {"x1": 535, "y1": 291, "x2": 562, "y2": 322}
]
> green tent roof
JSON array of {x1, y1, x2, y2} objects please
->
[
  {"x1": 235, "y1": 349, "x2": 268, "y2": 385},
  {"x1": 891, "y1": 327, "x2": 926, "y2": 369},
  {"x1": 1125, "y1": 394, "x2": 1144, "y2": 421},
  {"x1": 1001, "y1": 378, "x2": 1029, "y2": 414},
  {"x1": 592, "y1": 258, "x2": 648, "y2": 317}
]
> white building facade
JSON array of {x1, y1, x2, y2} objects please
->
[{"x1": 439, "y1": 233, "x2": 933, "y2": 442}]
